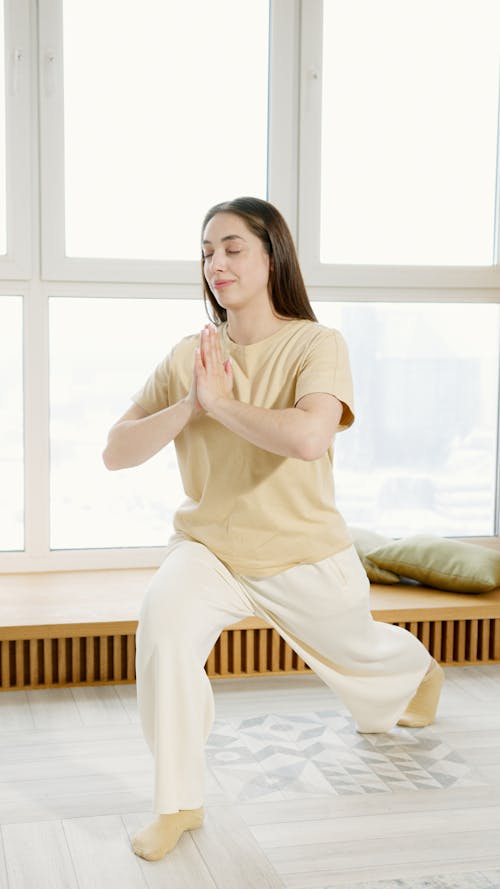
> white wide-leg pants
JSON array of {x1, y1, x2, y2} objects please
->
[{"x1": 135, "y1": 533, "x2": 432, "y2": 814}]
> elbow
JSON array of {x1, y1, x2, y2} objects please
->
[
  {"x1": 102, "y1": 446, "x2": 122, "y2": 471},
  {"x1": 296, "y1": 434, "x2": 327, "y2": 462}
]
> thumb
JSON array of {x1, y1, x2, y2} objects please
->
[{"x1": 224, "y1": 357, "x2": 233, "y2": 378}]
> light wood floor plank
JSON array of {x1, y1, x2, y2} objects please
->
[
  {"x1": 122, "y1": 812, "x2": 218, "y2": 889},
  {"x1": 0, "y1": 667, "x2": 498, "y2": 888},
  {"x1": 0, "y1": 691, "x2": 34, "y2": 733},
  {"x1": 0, "y1": 835, "x2": 8, "y2": 889},
  {"x1": 191, "y1": 804, "x2": 285, "y2": 889},
  {"x1": 268, "y1": 829, "x2": 500, "y2": 883},
  {"x1": 71, "y1": 685, "x2": 130, "y2": 725},
  {"x1": 62, "y1": 815, "x2": 147, "y2": 889},
  {"x1": 114, "y1": 684, "x2": 139, "y2": 723},
  {"x1": 285, "y1": 858, "x2": 500, "y2": 889},
  {"x1": 26, "y1": 688, "x2": 83, "y2": 729},
  {"x1": 237, "y1": 785, "x2": 499, "y2": 826},
  {"x1": 2, "y1": 820, "x2": 79, "y2": 889},
  {"x1": 251, "y1": 805, "x2": 500, "y2": 848}
]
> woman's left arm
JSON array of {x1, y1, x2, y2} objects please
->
[{"x1": 195, "y1": 325, "x2": 342, "y2": 461}]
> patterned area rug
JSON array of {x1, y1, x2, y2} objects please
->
[
  {"x1": 206, "y1": 709, "x2": 484, "y2": 799},
  {"x1": 331, "y1": 874, "x2": 500, "y2": 889}
]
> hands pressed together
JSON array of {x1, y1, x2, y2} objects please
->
[{"x1": 186, "y1": 324, "x2": 234, "y2": 417}]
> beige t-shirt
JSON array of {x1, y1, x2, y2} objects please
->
[{"x1": 131, "y1": 318, "x2": 355, "y2": 577}]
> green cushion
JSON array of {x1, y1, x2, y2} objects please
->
[
  {"x1": 348, "y1": 526, "x2": 401, "y2": 584},
  {"x1": 367, "y1": 534, "x2": 500, "y2": 593}
]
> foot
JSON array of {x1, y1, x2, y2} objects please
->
[
  {"x1": 397, "y1": 658, "x2": 444, "y2": 727},
  {"x1": 132, "y1": 806, "x2": 204, "y2": 861}
]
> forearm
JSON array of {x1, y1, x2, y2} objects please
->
[
  {"x1": 209, "y1": 398, "x2": 316, "y2": 460},
  {"x1": 103, "y1": 398, "x2": 193, "y2": 470}
]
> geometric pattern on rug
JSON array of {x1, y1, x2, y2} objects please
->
[
  {"x1": 206, "y1": 710, "x2": 485, "y2": 802},
  {"x1": 331, "y1": 871, "x2": 500, "y2": 889}
]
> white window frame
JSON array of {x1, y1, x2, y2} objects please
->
[
  {"x1": 39, "y1": 0, "x2": 299, "y2": 282},
  {"x1": 0, "y1": 0, "x2": 499, "y2": 573},
  {"x1": 0, "y1": 0, "x2": 31, "y2": 278},
  {"x1": 298, "y1": 0, "x2": 500, "y2": 300}
]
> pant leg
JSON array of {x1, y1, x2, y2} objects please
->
[
  {"x1": 135, "y1": 534, "x2": 254, "y2": 814},
  {"x1": 239, "y1": 544, "x2": 432, "y2": 733}
]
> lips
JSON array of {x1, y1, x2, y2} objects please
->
[{"x1": 213, "y1": 280, "x2": 235, "y2": 288}]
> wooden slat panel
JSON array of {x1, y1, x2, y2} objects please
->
[
  {"x1": 456, "y1": 620, "x2": 467, "y2": 663},
  {"x1": 420, "y1": 621, "x2": 431, "y2": 652},
  {"x1": 481, "y1": 620, "x2": 490, "y2": 663},
  {"x1": 113, "y1": 635, "x2": 121, "y2": 681},
  {"x1": 205, "y1": 647, "x2": 216, "y2": 676},
  {"x1": 433, "y1": 621, "x2": 442, "y2": 662},
  {"x1": 468, "y1": 619, "x2": 479, "y2": 663},
  {"x1": 0, "y1": 640, "x2": 9, "y2": 688},
  {"x1": 85, "y1": 637, "x2": 94, "y2": 683},
  {"x1": 444, "y1": 620, "x2": 455, "y2": 663},
  {"x1": 232, "y1": 629, "x2": 242, "y2": 674},
  {"x1": 15, "y1": 640, "x2": 24, "y2": 689},
  {"x1": 126, "y1": 634, "x2": 135, "y2": 680},
  {"x1": 58, "y1": 637, "x2": 68, "y2": 685},
  {"x1": 258, "y1": 629, "x2": 267, "y2": 673},
  {"x1": 493, "y1": 619, "x2": 500, "y2": 660},
  {"x1": 29, "y1": 638, "x2": 39, "y2": 686},
  {"x1": 72, "y1": 637, "x2": 81, "y2": 683},
  {"x1": 245, "y1": 629, "x2": 254, "y2": 674},
  {"x1": 283, "y1": 641, "x2": 293, "y2": 671},
  {"x1": 43, "y1": 638, "x2": 53, "y2": 685},
  {"x1": 271, "y1": 631, "x2": 280, "y2": 672},
  {"x1": 219, "y1": 631, "x2": 229, "y2": 676},
  {"x1": 99, "y1": 636, "x2": 108, "y2": 682}
]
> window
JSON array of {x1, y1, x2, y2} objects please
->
[
  {"x1": 0, "y1": 0, "x2": 7, "y2": 256},
  {"x1": 0, "y1": 297, "x2": 23, "y2": 551},
  {"x1": 49, "y1": 297, "x2": 208, "y2": 549},
  {"x1": 1, "y1": 0, "x2": 499, "y2": 572},
  {"x1": 320, "y1": 0, "x2": 500, "y2": 266},
  {"x1": 313, "y1": 301, "x2": 499, "y2": 537},
  {"x1": 62, "y1": 0, "x2": 269, "y2": 263}
]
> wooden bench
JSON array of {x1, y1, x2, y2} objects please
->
[{"x1": 1, "y1": 568, "x2": 499, "y2": 691}]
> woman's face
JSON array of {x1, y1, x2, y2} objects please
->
[{"x1": 202, "y1": 212, "x2": 271, "y2": 312}]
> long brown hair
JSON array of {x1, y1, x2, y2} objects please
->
[{"x1": 200, "y1": 196, "x2": 317, "y2": 325}]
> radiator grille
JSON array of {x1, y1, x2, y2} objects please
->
[{"x1": 1, "y1": 618, "x2": 499, "y2": 690}]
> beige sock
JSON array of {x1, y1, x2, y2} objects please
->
[
  {"x1": 397, "y1": 659, "x2": 444, "y2": 727},
  {"x1": 132, "y1": 806, "x2": 204, "y2": 861}
]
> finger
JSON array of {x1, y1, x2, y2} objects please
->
[
  {"x1": 199, "y1": 330, "x2": 207, "y2": 366},
  {"x1": 206, "y1": 326, "x2": 218, "y2": 372},
  {"x1": 203, "y1": 327, "x2": 215, "y2": 371},
  {"x1": 215, "y1": 329, "x2": 224, "y2": 364}
]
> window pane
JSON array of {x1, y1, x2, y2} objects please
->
[
  {"x1": 0, "y1": 0, "x2": 7, "y2": 255},
  {"x1": 321, "y1": 0, "x2": 500, "y2": 265},
  {"x1": 49, "y1": 297, "x2": 208, "y2": 549},
  {"x1": 312, "y1": 301, "x2": 499, "y2": 537},
  {"x1": 62, "y1": 0, "x2": 269, "y2": 262},
  {"x1": 0, "y1": 297, "x2": 23, "y2": 551}
]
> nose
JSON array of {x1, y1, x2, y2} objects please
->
[{"x1": 212, "y1": 247, "x2": 228, "y2": 272}]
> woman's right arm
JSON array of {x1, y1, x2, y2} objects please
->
[{"x1": 102, "y1": 397, "x2": 195, "y2": 471}]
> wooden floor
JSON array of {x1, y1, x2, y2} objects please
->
[{"x1": 0, "y1": 667, "x2": 499, "y2": 888}]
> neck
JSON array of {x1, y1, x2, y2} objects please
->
[{"x1": 226, "y1": 305, "x2": 290, "y2": 346}]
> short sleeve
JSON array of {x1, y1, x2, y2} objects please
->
[
  {"x1": 294, "y1": 329, "x2": 355, "y2": 431},
  {"x1": 130, "y1": 349, "x2": 172, "y2": 414}
]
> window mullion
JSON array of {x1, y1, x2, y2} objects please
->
[{"x1": 0, "y1": 0, "x2": 31, "y2": 279}]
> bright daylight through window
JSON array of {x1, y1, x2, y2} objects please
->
[
  {"x1": 320, "y1": 0, "x2": 500, "y2": 265},
  {"x1": 48, "y1": 299, "x2": 499, "y2": 550},
  {"x1": 62, "y1": 0, "x2": 269, "y2": 261},
  {"x1": 0, "y1": 0, "x2": 7, "y2": 256},
  {"x1": 0, "y1": 298, "x2": 23, "y2": 552}
]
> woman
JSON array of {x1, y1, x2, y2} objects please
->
[{"x1": 103, "y1": 196, "x2": 444, "y2": 861}]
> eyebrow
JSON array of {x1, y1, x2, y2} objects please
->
[{"x1": 202, "y1": 235, "x2": 246, "y2": 245}]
